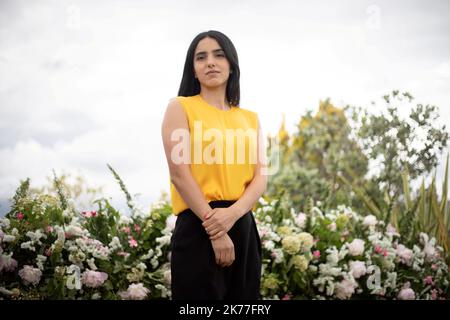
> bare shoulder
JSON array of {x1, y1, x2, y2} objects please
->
[
  {"x1": 166, "y1": 97, "x2": 183, "y2": 112},
  {"x1": 162, "y1": 97, "x2": 188, "y2": 129}
]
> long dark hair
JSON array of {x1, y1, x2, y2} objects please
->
[{"x1": 177, "y1": 30, "x2": 240, "y2": 107}]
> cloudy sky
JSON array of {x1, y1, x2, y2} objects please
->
[{"x1": 0, "y1": 0, "x2": 449, "y2": 215}]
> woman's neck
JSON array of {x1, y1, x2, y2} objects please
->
[{"x1": 199, "y1": 88, "x2": 231, "y2": 110}]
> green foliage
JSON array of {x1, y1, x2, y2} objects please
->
[
  {"x1": 349, "y1": 90, "x2": 448, "y2": 199},
  {"x1": 107, "y1": 164, "x2": 134, "y2": 212},
  {"x1": 267, "y1": 99, "x2": 369, "y2": 212}
]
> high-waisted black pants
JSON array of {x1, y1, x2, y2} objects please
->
[{"x1": 170, "y1": 200, "x2": 262, "y2": 300}]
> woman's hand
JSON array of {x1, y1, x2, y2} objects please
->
[
  {"x1": 202, "y1": 207, "x2": 240, "y2": 240},
  {"x1": 210, "y1": 233, "x2": 235, "y2": 267}
]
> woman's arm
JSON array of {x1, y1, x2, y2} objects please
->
[
  {"x1": 161, "y1": 97, "x2": 235, "y2": 267},
  {"x1": 161, "y1": 98, "x2": 213, "y2": 221},
  {"x1": 203, "y1": 117, "x2": 268, "y2": 239}
]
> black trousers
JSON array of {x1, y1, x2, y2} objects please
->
[{"x1": 170, "y1": 200, "x2": 262, "y2": 300}]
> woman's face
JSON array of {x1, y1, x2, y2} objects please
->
[{"x1": 193, "y1": 37, "x2": 231, "y2": 89}]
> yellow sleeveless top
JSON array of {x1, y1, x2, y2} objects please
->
[{"x1": 170, "y1": 94, "x2": 259, "y2": 215}]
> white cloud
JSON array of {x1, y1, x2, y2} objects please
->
[{"x1": 1, "y1": 0, "x2": 449, "y2": 214}]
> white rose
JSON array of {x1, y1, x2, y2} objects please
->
[
  {"x1": 363, "y1": 215, "x2": 377, "y2": 227},
  {"x1": 334, "y1": 279, "x2": 356, "y2": 299},
  {"x1": 295, "y1": 213, "x2": 307, "y2": 229},
  {"x1": 349, "y1": 261, "x2": 367, "y2": 279},
  {"x1": 396, "y1": 244, "x2": 413, "y2": 266},
  {"x1": 119, "y1": 283, "x2": 150, "y2": 300},
  {"x1": 347, "y1": 239, "x2": 365, "y2": 256},
  {"x1": 398, "y1": 288, "x2": 415, "y2": 300}
]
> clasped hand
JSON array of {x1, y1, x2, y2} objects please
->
[
  {"x1": 204, "y1": 207, "x2": 240, "y2": 268},
  {"x1": 202, "y1": 207, "x2": 239, "y2": 240}
]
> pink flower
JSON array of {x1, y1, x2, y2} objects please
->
[
  {"x1": 335, "y1": 279, "x2": 357, "y2": 299},
  {"x1": 348, "y1": 239, "x2": 365, "y2": 256},
  {"x1": 46, "y1": 225, "x2": 54, "y2": 233},
  {"x1": 16, "y1": 212, "x2": 24, "y2": 220},
  {"x1": 423, "y1": 276, "x2": 434, "y2": 286},
  {"x1": 45, "y1": 248, "x2": 52, "y2": 257},
  {"x1": 281, "y1": 293, "x2": 291, "y2": 300},
  {"x1": 82, "y1": 211, "x2": 97, "y2": 218},
  {"x1": 396, "y1": 244, "x2": 413, "y2": 266},
  {"x1": 18, "y1": 265, "x2": 42, "y2": 286},
  {"x1": 117, "y1": 251, "x2": 130, "y2": 258},
  {"x1": 129, "y1": 237, "x2": 138, "y2": 248},
  {"x1": 134, "y1": 224, "x2": 141, "y2": 233},
  {"x1": 431, "y1": 264, "x2": 438, "y2": 271},
  {"x1": 431, "y1": 289, "x2": 438, "y2": 300},
  {"x1": 0, "y1": 253, "x2": 18, "y2": 272},
  {"x1": 122, "y1": 226, "x2": 131, "y2": 234},
  {"x1": 313, "y1": 250, "x2": 321, "y2": 259},
  {"x1": 397, "y1": 282, "x2": 415, "y2": 300},
  {"x1": 374, "y1": 245, "x2": 383, "y2": 254},
  {"x1": 119, "y1": 283, "x2": 150, "y2": 300},
  {"x1": 81, "y1": 270, "x2": 108, "y2": 288},
  {"x1": 349, "y1": 261, "x2": 367, "y2": 279}
]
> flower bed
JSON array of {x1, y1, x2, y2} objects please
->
[{"x1": 1, "y1": 194, "x2": 449, "y2": 299}]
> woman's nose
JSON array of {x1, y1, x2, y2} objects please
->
[{"x1": 207, "y1": 56, "x2": 216, "y2": 67}]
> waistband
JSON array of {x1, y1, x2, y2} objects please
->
[
  {"x1": 208, "y1": 200, "x2": 236, "y2": 209},
  {"x1": 179, "y1": 200, "x2": 237, "y2": 216}
]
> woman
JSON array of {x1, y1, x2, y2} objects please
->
[{"x1": 161, "y1": 30, "x2": 267, "y2": 300}]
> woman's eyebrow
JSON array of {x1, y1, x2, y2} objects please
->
[{"x1": 195, "y1": 49, "x2": 224, "y2": 56}]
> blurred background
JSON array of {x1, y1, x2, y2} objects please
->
[{"x1": 0, "y1": 0, "x2": 449, "y2": 215}]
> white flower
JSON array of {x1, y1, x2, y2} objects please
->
[
  {"x1": 363, "y1": 215, "x2": 377, "y2": 227},
  {"x1": 327, "y1": 222, "x2": 337, "y2": 232},
  {"x1": 87, "y1": 258, "x2": 97, "y2": 270},
  {"x1": 424, "y1": 245, "x2": 436, "y2": 261},
  {"x1": 396, "y1": 244, "x2": 413, "y2": 266},
  {"x1": 108, "y1": 236, "x2": 122, "y2": 251},
  {"x1": 397, "y1": 283, "x2": 415, "y2": 300},
  {"x1": 295, "y1": 213, "x2": 307, "y2": 229},
  {"x1": 349, "y1": 261, "x2": 367, "y2": 279},
  {"x1": 36, "y1": 255, "x2": 47, "y2": 271},
  {"x1": 141, "y1": 249, "x2": 155, "y2": 260},
  {"x1": 0, "y1": 218, "x2": 10, "y2": 229},
  {"x1": 298, "y1": 232, "x2": 314, "y2": 251},
  {"x1": 18, "y1": 265, "x2": 42, "y2": 286},
  {"x1": 155, "y1": 284, "x2": 170, "y2": 298},
  {"x1": 119, "y1": 215, "x2": 133, "y2": 225},
  {"x1": 91, "y1": 293, "x2": 101, "y2": 300},
  {"x1": 163, "y1": 269, "x2": 171, "y2": 286},
  {"x1": 264, "y1": 240, "x2": 275, "y2": 251},
  {"x1": 335, "y1": 278, "x2": 357, "y2": 299},
  {"x1": 386, "y1": 224, "x2": 400, "y2": 237},
  {"x1": 81, "y1": 270, "x2": 108, "y2": 288},
  {"x1": 20, "y1": 241, "x2": 36, "y2": 251},
  {"x1": 326, "y1": 247, "x2": 340, "y2": 266},
  {"x1": 165, "y1": 215, "x2": 177, "y2": 232},
  {"x1": 271, "y1": 248, "x2": 284, "y2": 264},
  {"x1": 3, "y1": 235, "x2": 16, "y2": 242},
  {"x1": 65, "y1": 225, "x2": 86, "y2": 237},
  {"x1": 119, "y1": 283, "x2": 150, "y2": 300},
  {"x1": 156, "y1": 235, "x2": 171, "y2": 247},
  {"x1": 347, "y1": 239, "x2": 365, "y2": 256},
  {"x1": 26, "y1": 230, "x2": 47, "y2": 244}
]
